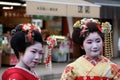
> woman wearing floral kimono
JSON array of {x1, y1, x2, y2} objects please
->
[
  {"x1": 60, "y1": 18, "x2": 120, "y2": 80},
  {"x1": 2, "y1": 23, "x2": 43, "y2": 80}
]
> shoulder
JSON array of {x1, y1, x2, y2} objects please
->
[
  {"x1": 103, "y1": 56, "x2": 120, "y2": 69},
  {"x1": 7, "y1": 73, "x2": 25, "y2": 80},
  {"x1": 71, "y1": 56, "x2": 84, "y2": 65},
  {"x1": 2, "y1": 67, "x2": 26, "y2": 80},
  {"x1": 65, "y1": 56, "x2": 83, "y2": 69},
  {"x1": 110, "y1": 61, "x2": 120, "y2": 70}
]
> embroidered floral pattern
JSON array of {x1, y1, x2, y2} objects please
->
[
  {"x1": 110, "y1": 63, "x2": 120, "y2": 79},
  {"x1": 65, "y1": 66, "x2": 74, "y2": 73},
  {"x1": 83, "y1": 55, "x2": 102, "y2": 66},
  {"x1": 60, "y1": 56, "x2": 120, "y2": 80}
]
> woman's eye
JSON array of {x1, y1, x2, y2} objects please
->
[
  {"x1": 39, "y1": 51, "x2": 43, "y2": 54},
  {"x1": 31, "y1": 51, "x2": 36, "y2": 53},
  {"x1": 87, "y1": 41, "x2": 92, "y2": 44},
  {"x1": 96, "y1": 40, "x2": 100, "y2": 43},
  {"x1": 39, "y1": 52, "x2": 43, "y2": 55},
  {"x1": 96, "y1": 39, "x2": 101, "y2": 43}
]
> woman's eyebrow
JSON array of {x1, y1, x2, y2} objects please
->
[{"x1": 86, "y1": 39, "x2": 92, "y2": 41}]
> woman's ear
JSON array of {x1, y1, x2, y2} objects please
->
[
  {"x1": 19, "y1": 52, "x2": 24, "y2": 57},
  {"x1": 80, "y1": 46, "x2": 84, "y2": 49},
  {"x1": 102, "y1": 42, "x2": 104, "y2": 47}
]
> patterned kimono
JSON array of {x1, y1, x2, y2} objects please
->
[
  {"x1": 61, "y1": 55, "x2": 120, "y2": 80},
  {"x1": 2, "y1": 67, "x2": 40, "y2": 80}
]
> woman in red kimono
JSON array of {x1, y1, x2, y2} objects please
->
[
  {"x1": 2, "y1": 23, "x2": 43, "y2": 80},
  {"x1": 60, "y1": 18, "x2": 120, "y2": 80}
]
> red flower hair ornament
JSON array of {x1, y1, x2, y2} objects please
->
[
  {"x1": 12, "y1": 23, "x2": 41, "y2": 43},
  {"x1": 46, "y1": 35, "x2": 57, "y2": 49},
  {"x1": 22, "y1": 23, "x2": 41, "y2": 43}
]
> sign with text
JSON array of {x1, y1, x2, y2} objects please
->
[
  {"x1": 3, "y1": 9, "x2": 31, "y2": 18},
  {"x1": 26, "y1": 1, "x2": 100, "y2": 18},
  {"x1": 26, "y1": 1, "x2": 67, "y2": 16},
  {"x1": 67, "y1": 5, "x2": 100, "y2": 18}
]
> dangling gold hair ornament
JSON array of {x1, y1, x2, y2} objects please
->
[{"x1": 101, "y1": 21, "x2": 113, "y2": 59}]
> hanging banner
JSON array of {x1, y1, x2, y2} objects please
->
[{"x1": 26, "y1": 1, "x2": 100, "y2": 18}]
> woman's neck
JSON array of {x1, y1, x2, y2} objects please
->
[
  {"x1": 86, "y1": 55, "x2": 101, "y2": 59},
  {"x1": 15, "y1": 60, "x2": 31, "y2": 71},
  {"x1": 84, "y1": 55, "x2": 103, "y2": 62}
]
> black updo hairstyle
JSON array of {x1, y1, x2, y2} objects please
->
[
  {"x1": 10, "y1": 24, "x2": 43, "y2": 59},
  {"x1": 72, "y1": 22, "x2": 104, "y2": 46}
]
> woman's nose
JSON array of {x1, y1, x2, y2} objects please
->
[
  {"x1": 92, "y1": 43, "x2": 97, "y2": 48},
  {"x1": 35, "y1": 53, "x2": 40, "y2": 59}
]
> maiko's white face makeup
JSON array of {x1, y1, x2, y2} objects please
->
[
  {"x1": 83, "y1": 32, "x2": 103, "y2": 57},
  {"x1": 22, "y1": 42, "x2": 43, "y2": 68}
]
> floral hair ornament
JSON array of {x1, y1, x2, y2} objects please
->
[
  {"x1": 22, "y1": 23, "x2": 41, "y2": 43},
  {"x1": 46, "y1": 35, "x2": 57, "y2": 70},
  {"x1": 22, "y1": 23, "x2": 40, "y2": 32},
  {"x1": 73, "y1": 18, "x2": 102, "y2": 36},
  {"x1": 46, "y1": 35, "x2": 57, "y2": 49},
  {"x1": 101, "y1": 22, "x2": 112, "y2": 33},
  {"x1": 73, "y1": 20, "x2": 81, "y2": 28}
]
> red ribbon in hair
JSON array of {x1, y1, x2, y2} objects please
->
[
  {"x1": 81, "y1": 25, "x2": 88, "y2": 35},
  {"x1": 27, "y1": 30, "x2": 33, "y2": 42},
  {"x1": 97, "y1": 24, "x2": 102, "y2": 32}
]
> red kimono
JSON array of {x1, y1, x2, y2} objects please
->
[{"x1": 2, "y1": 67, "x2": 40, "y2": 80}]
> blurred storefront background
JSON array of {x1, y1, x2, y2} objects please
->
[{"x1": 0, "y1": 0, "x2": 120, "y2": 67}]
